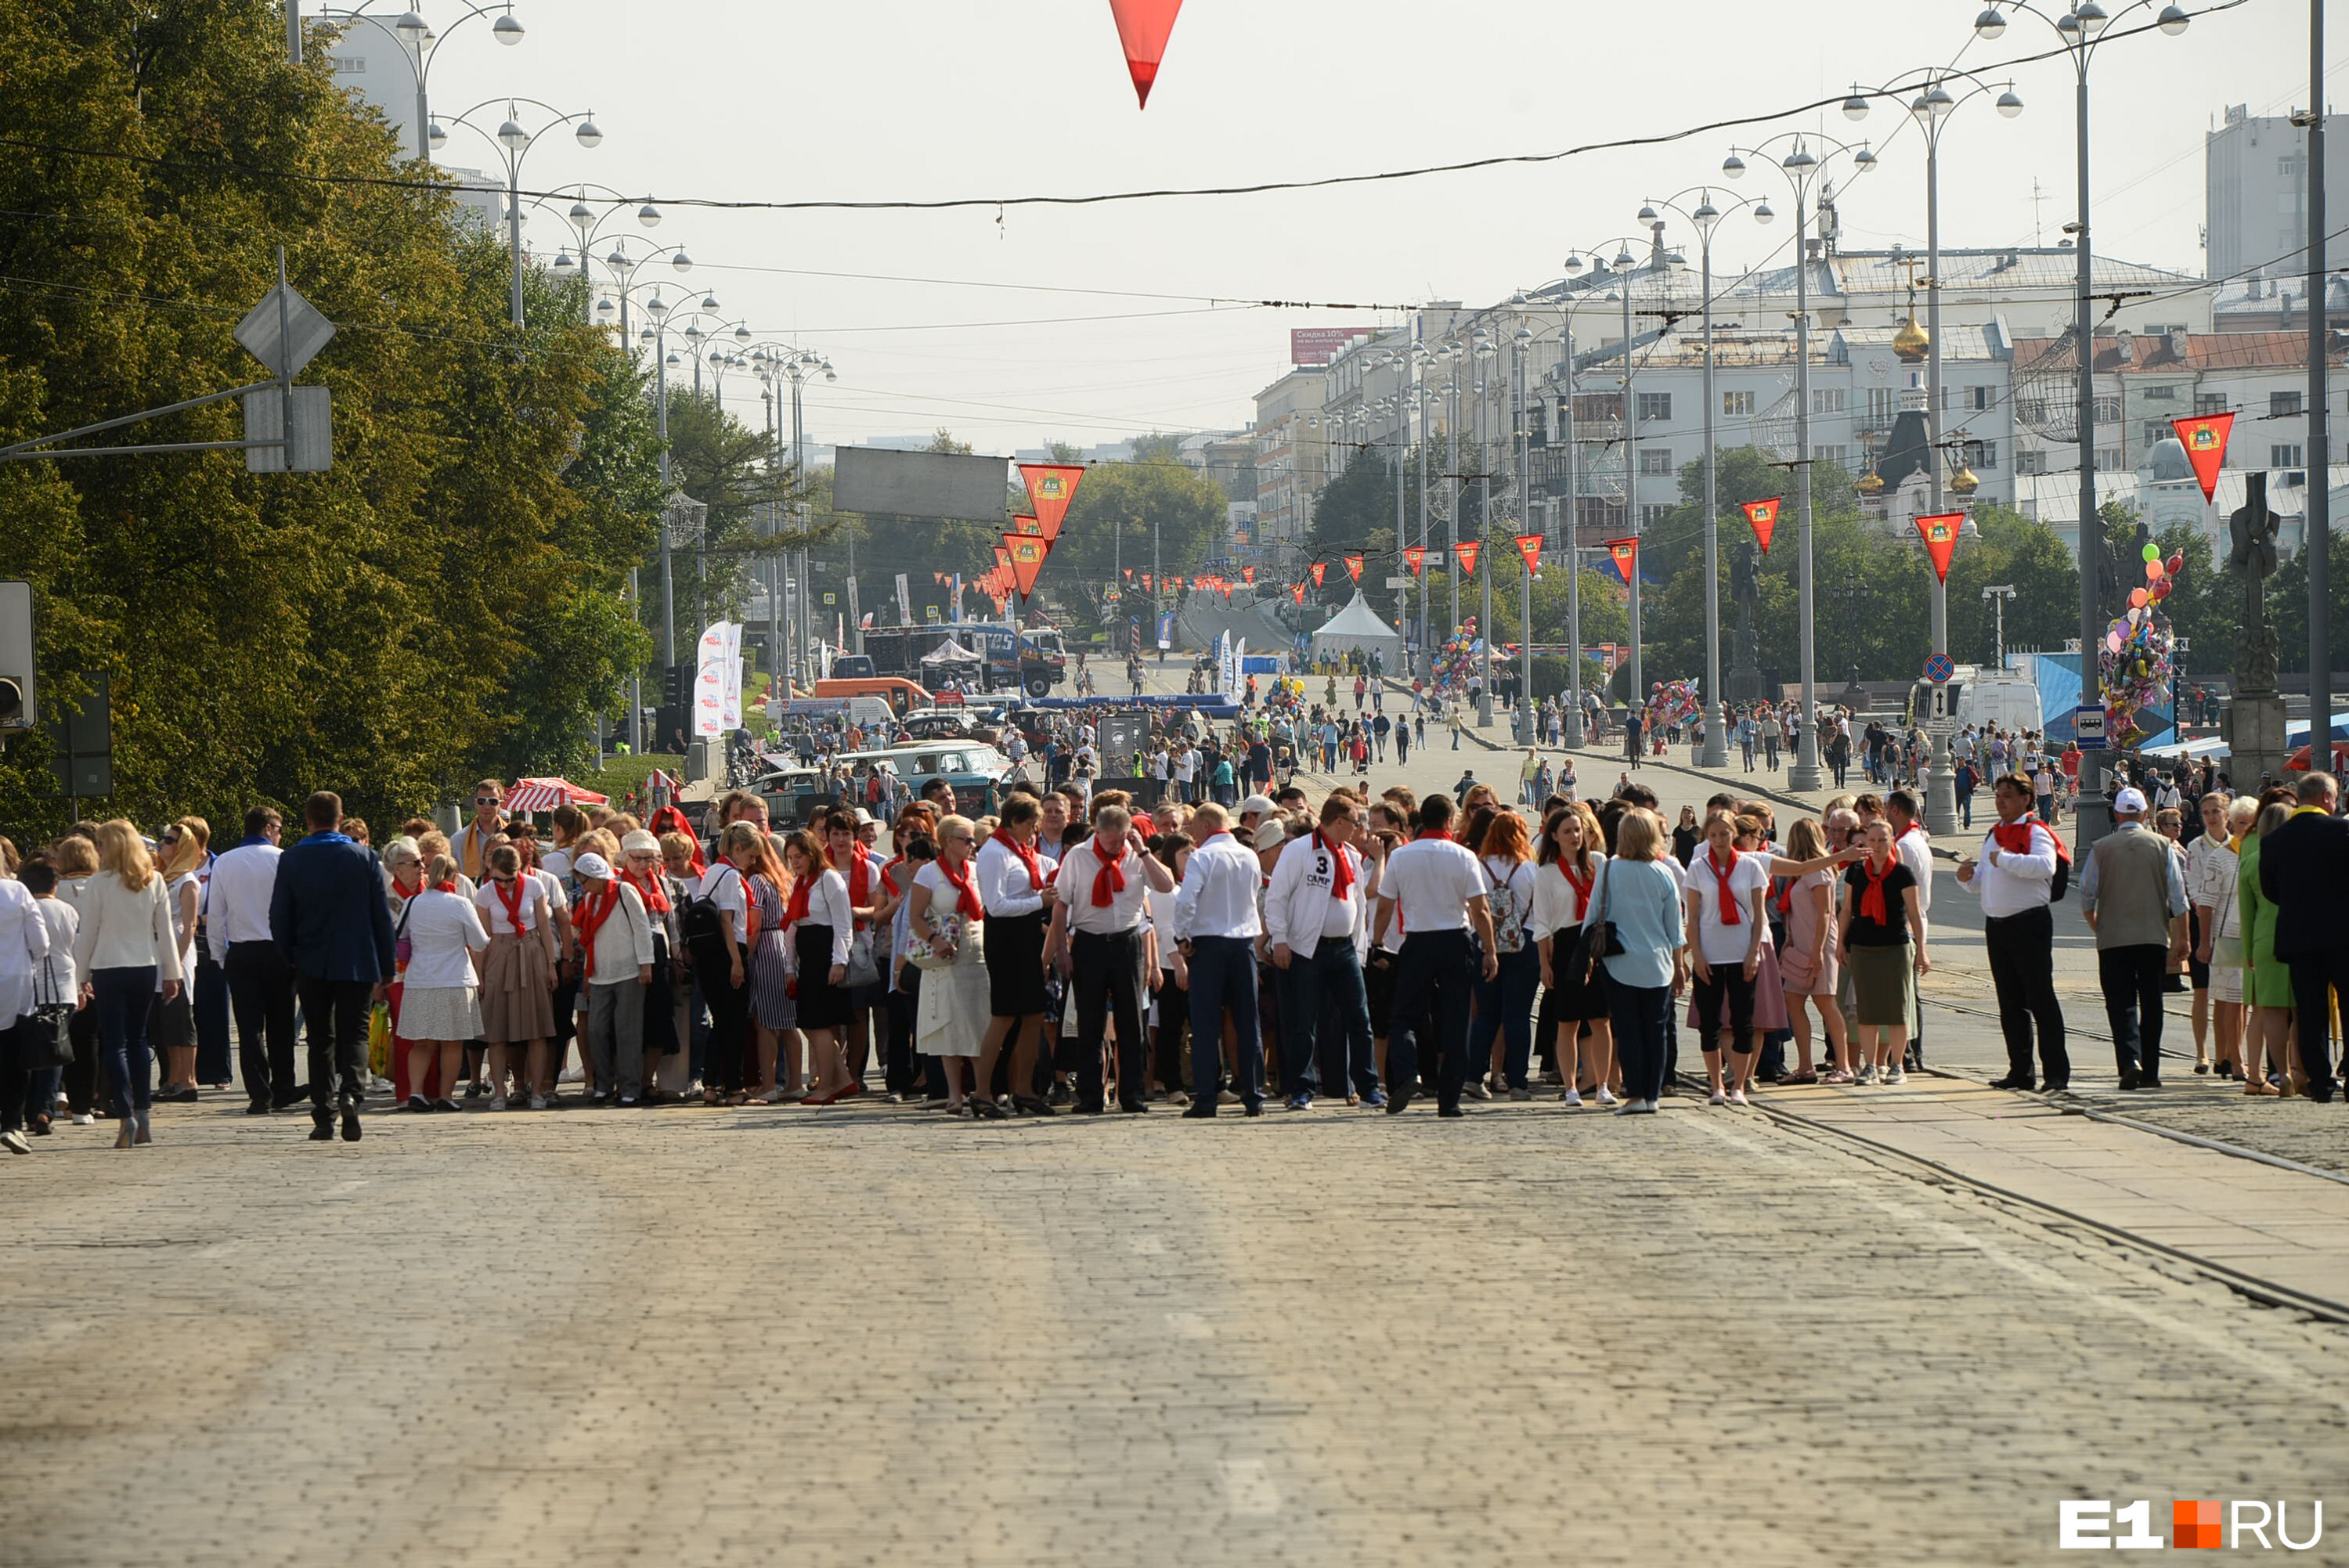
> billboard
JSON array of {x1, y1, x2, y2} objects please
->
[
  {"x1": 1290, "y1": 327, "x2": 1373, "y2": 366},
  {"x1": 832, "y1": 445, "x2": 1011, "y2": 521}
]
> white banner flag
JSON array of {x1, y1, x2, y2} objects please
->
[
  {"x1": 694, "y1": 621, "x2": 742, "y2": 736},
  {"x1": 896, "y1": 572, "x2": 911, "y2": 625}
]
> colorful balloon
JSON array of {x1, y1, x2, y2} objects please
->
[
  {"x1": 2142, "y1": 542, "x2": 2162, "y2": 563},
  {"x1": 2146, "y1": 560, "x2": 2164, "y2": 581},
  {"x1": 2167, "y1": 552, "x2": 2185, "y2": 576},
  {"x1": 2106, "y1": 632, "x2": 2123, "y2": 651},
  {"x1": 2129, "y1": 587, "x2": 2149, "y2": 608}
]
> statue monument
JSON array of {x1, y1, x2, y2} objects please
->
[
  {"x1": 2219, "y1": 472, "x2": 2288, "y2": 785},
  {"x1": 1727, "y1": 540, "x2": 1764, "y2": 701}
]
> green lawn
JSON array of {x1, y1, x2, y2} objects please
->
[{"x1": 577, "y1": 752, "x2": 687, "y2": 806}]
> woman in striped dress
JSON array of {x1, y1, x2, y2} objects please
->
[{"x1": 745, "y1": 832, "x2": 800, "y2": 1102}]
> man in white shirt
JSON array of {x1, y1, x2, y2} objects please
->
[
  {"x1": 207, "y1": 805, "x2": 301, "y2": 1112},
  {"x1": 1955, "y1": 772, "x2": 2070, "y2": 1091},
  {"x1": 1885, "y1": 788, "x2": 1934, "y2": 1069},
  {"x1": 1048, "y1": 804, "x2": 1175, "y2": 1112},
  {"x1": 1172, "y1": 801, "x2": 1265, "y2": 1116},
  {"x1": 1370, "y1": 795, "x2": 1499, "y2": 1117},
  {"x1": 1264, "y1": 791, "x2": 1382, "y2": 1111}
]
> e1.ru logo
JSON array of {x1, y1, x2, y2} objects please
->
[{"x1": 2060, "y1": 1499, "x2": 2323, "y2": 1549}]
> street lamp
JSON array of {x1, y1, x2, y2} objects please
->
[
  {"x1": 1642, "y1": 186, "x2": 1770, "y2": 768},
  {"x1": 313, "y1": 1, "x2": 523, "y2": 162},
  {"x1": 437, "y1": 96, "x2": 601, "y2": 328},
  {"x1": 1983, "y1": 583, "x2": 2018, "y2": 672},
  {"x1": 612, "y1": 276, "x2": 721, "y2": 669},
  {"x1": 1846, "y1": 64, "x2": 2023, "y2": 834},
  {"x1": 1542, "y1": 261, "x2": 1635, "y2": 748},
  {"x1": 752, "y1": 348, "x2": 838, "y2": 677},
  {"x1": 1723, "y1": 129, "x2": 1879, "y2": 791},
  {"x1": 541, "y1": 186, "x2": 669, "y2": 327},
  {"x1": 1974, "y1": 0, "x2": 2188, "y2": 844}
]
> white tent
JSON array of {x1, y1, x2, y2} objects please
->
[
  {"x1": 921, "y1": 639, "x2": 982, "y2": 664},
  {"x1": 1308, "y1": 593, "x2": 1406, "y2": 665}
]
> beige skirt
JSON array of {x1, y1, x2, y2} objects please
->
[{"x1": 479, "y1": 932, "x2": 557, "y2": 1043}]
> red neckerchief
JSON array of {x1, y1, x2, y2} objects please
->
[
  {"x1": 1857, "y1": 856, "x2": 1895, "y2": 925},
  {"x1": 1896, "y1": 823, "x2": 1924, "y2": 845},
  {"x1": 1705, "y1": 846, "x2": 1744, "y2": 925},
  {"x1": 492, "y1": 875, "x2": 529, "y2": 935},
  {"x1": 574, "y1": 881, "x2": 621, "y2": 980},
  {"x1": 833, "y1": 842, "x2": 872, "y2": 907},
  {"x1": 393, "y1": 874, "x2": 426, "y2": 904},
  {"x1": 1002, "y1": 832, "x2": 1045, "y2": 892},
  {"x1": 622, "y1": 867, "x2": 670, "y2": 914},
  {"x1": 936, "y1": 855, "x2": 984, "y2": 921},
  {"x1": 1414, "y1": 828, "x2": 1452, "y2": 842},
  {"x1": 1558, "y1": 859, "x2": 1594, "y2": 920},
  {"x1": 650, "y1": 807, "x2": 705, "y2": 875},
  {"x1": 1315, "y1": 830, "x2": 1354, "y2": 899},
  {"x1": 1772, "y1": 874, "x2": 1795, "y2": 917},
  {"x1": 1088, "y1": 836, "x2": 1129, "y2": 907},
  {"x1": 784, "y1": 870, "x2": 817, "y2": 929},
  {"x1": 1991, "y1": 817, "x2": 2070, "y2": 864},
  {"x1": 879, "y1": 855, "x2": 905, "y2": 897},
  {"x1": 431, "y1": 880, "x2": 457, "y2": 896}
]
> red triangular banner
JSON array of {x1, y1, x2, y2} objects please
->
[
  {"x1": 1123, "y1": 568, "x2": 1134, "y2": 581},
  {"x1": 1140, "y1": 573, "x2": 1152, "y2": 590},
  {"x1": 1309, "y1": 562, "x2": 1326, "y2": 587},
  {"x1": 1514, "y1": 533, "x2": 1543, "y2": 575},
  {"x1": 2170, "y1": 413, "x2": 2234, "y2": 503},
  {"x1": 1003, "y1": 532, "x2": 1049, "y2": 597},
  {"x1": 1403, "y1": 546, "x2": 1427, "y2": 575},
  {"x1": 1018, "y1": 463, "x2": 1084, "y2": 537},
  {"x1": 1604, "y1": 537, "x2": 1638, "y2": 583},
  {"x1": 1914, "y1": 511, "x2": 1962, "y2": 584},
  {"x1": 1344, "y1": 553, "x2": 1364, "y2": 582},
  {"x1": 1453, "y1": 541, "x2": 1481, "y2": 577},
  {"x1": 1290, "y1": 583, "x2": 1306, "y2": 605},
  {"x1": 1241, "y1": 565, "x2": 1256, "y2": 586},
  {"x1": 1012, "y1": 514, "x2": 1043, "y2": 537},
  {"x1": 993, "y1": 546, "x2": 1011, "y2": 572},
  {"x1": 1106, "y1": 0, "x2": 1183, "y2": 108},
  {"x1": 1740, "y1": 496, "x2": 1781, "y2": 555}
]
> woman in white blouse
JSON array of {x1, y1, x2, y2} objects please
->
[
  {"x1": 150, "y1": 820, "x2": 206, "y2": 1103},
  {"x1": 907, "y1": 816, "x2": 994, "y2": 1116},
  {"x1": 1533, "y1": 803, "x2": 1615, "y2": 1105},
  {"x1": 780, "y1": 831, "x2": 856, "y2": 1105},
  {"x1": 398, "y1": 854, "x2": 491, "y2": 1112},
  {"x1": 71, "y1": 820, "x2": 184, "y2": 1148}
]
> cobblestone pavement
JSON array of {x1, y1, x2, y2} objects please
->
[{"x1": 6, "y1": 1086, "x2": 2347, "y2": 1567}]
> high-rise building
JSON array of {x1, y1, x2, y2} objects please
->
[{"x1": 2206, "y1": 103, "x2": 2349, "y2": 287}]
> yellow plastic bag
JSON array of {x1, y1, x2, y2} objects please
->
[{"x1": 367, "y1": 1001, "x2": 392, "y2": 1079}]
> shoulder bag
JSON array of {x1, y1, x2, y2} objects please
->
[
  {"x1": 18, "y1": 946, "x2": 77, "y2": 1071},
  {"x1": 1568, "y1": 859, "x2": 1625, "y2": 986}
]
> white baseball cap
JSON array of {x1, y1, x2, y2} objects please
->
[
  {"x1": 573, "y1": 852, "x2": 613, "y2": 879},
  {"x1": 1239, "y1": 794, "x2": 1277, "y2": 819},
  {"x1": 2111, "y1": 787, "x2": 2149, "y2": 816}
]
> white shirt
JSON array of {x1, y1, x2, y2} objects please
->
[
  {"x1": 400, "y1": 889, "x2": 490, "y2": 989},
  {"x1": 0, "y1": 879, "x2": 49, "y2": 1022},
  {"x1": 1686, "y1": 849, "x2": 1772, "y2": 964},
  {"x1": 1057, "y1": 836, "x2": 1152, "y2": 935},
  {"x1": 1965, "y1": 817, "x2": 2060, "y2": 920},
  {"x1": 577, "y1": 880, "x2": 659, "y2": 982},
  {"x1": 976, "y1": 834, "x2": 1055, "y2": 919},
  {"x1": 475, "y1": 874, "x2": 554, "y2": 937},
  {"x1": 1173, "y1": 831, "x2": 1262, "y2": 941},
  {"x1": 1145, "y1": 881, "x2": 1182, "y2": 961},
  {"x1": 33, "y1": 899, "x2": 78, "y2": 998},
  {"x1": 1261, "y1": 830, "x2": 1365, "y2": 951},
  {"x1": 785, "y1": 867, "x2": 853, "y2": 970},
  {"x1": 1530, "y1": 853, "x2": 1607, "y2": 943},
  {"x1": 1893, "y1": 824, "x2": 1934, "y2": 916},
  {"x1": 695, "y1": 863, "x2": 750, "y2": 926},
  {"x1": 204, "y1": 841, "x2": 281, "y2": 961},
  {"x1": 161, "y1": 871, "x2": 199, "y2": 987},
  {"x1": 72, "y1": 871, "x2": 185, "y2": 982},
  {"x1": 1377, "y1": 838, "x2": 1487, "y2": 935},
  {"x1": 2187, "y1": 834, "x2": 2242, "y2": 941}
]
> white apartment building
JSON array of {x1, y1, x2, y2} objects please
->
[
  {"x1": 1250, "y1": 366, "x2": 1326, "y2": 548},
  {"x1": 325, "y1": 25, "x2": 502, "y2": 231}
]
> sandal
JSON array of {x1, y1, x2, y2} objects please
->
[
  {"x1": 2246, "y1": 1080, "x2": 2279, "y2": 1096},
  {"x1": 1821, "y1": 1069, "x2": 1855, "y2": 1084},
  {"x1": 1780, "y1": 1069, "x2": 1820, "y2": 1085}
]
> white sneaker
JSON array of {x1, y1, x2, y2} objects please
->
[
  {"x1": 73, "y1": 1113, "x2": 94, "y2": 1126},
  {"x1": 1, "y1": 1129, "x2": 29, "y2": 1155},
  {"x1": 1561, "y1": 1087, "x2": 1583, "y2": 1107},
  {"x1": 558, "y1": 1067, "x2": 585, "y2": 1084},
  {"x1": 1857, "y1": 1065, "x2": 1878, "y2": 1085},
  {"x1": 1728, "y1": 1088, "x2": 1750, "y2": 1107},
  {"x1": 1707, "y1": 1087, "x2": 1728, "y2": 1106},
  {"x1": 1597, "y1": 1087, "x2": 1620, "y2": 1106},
  {"x1": 1885, "y1": 1065, "x2": 1907, "y2": 1085}
]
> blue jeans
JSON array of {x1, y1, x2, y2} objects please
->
[
  {"x1": 1608, "y1": 979, "x2": 1673, "y2": 1102},
  {"x1": 1279, "y1": 934, "x2": 1377, "y2": 1101},
  {"x1": 1466, "y1": 943, "x2": 1541, "y2": 1089},
  {"x1": 1388, "y1": 928, "x2": 1474, "y2": 1108},
  {"x1": 92, "y1": 964, "x2": 158, "y2": 1118},
  {"x1": 1186, "y1": 935, "x2": 1262, "y2": 1109}
]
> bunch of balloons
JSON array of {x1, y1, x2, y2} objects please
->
[
  {"x1": 1644, "y1": 679, "x2": 1701, "y2": 734},
  {"x1": 2101, "y1": 542, "x2": 2185, "y2": 746},
  {"x1": 1431, "y1": 618, "x2": 1486, "y2": 692}
]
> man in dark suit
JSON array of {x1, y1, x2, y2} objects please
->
[
  {"x1": 2258, "y1": 770, "x2": 2349, "y2": 1102},
  {"x1": 269, "y1": 791, "x2": 396, "y2": 1141}
]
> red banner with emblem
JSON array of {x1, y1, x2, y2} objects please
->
[
  {"x1": 1514, "y1": 533, "x2": 1543, "y2": 575},
  {"x1": 1403, "y1": 546, "x2": 1427, "y2": 575},
  {"x1": 1241, "y1": 565, "x2": 1255, "y2": 586},
  {"x1": 1453, "y1": 541, "x2": 1481, "y2": 578},
  {"x1": 1344, "y1": 553, "x2": 1364, "y2": 582},
  {"x1": 1003, "y1": 533, "x2": 1049, "y2": 597},
  {"x1": 1914, "y1": 512, "x2": 1962, "y2": 583},
  {"x1": 1740, "y1": 496, "x2": 1781, "y2": 555},
  {"x1": 1017, "y1": 463, "x2": 1084, "y2": 539},
  {"x1": 1309, "y1": 562, "x2": 1326, "y2": 588},
  {"x1": 1604, "y1": 537, "x2": 1638, "y2": 583},
  {"x1": 2169, "y1": 413, "x2": 2234, "y2": 503},
  {"x1": 1290, "y1": 582, "x2": 1306, "y2": 604}
]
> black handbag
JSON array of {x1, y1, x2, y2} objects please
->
[
  {"x1": 17, "y1": 950, "x2": 76, "y2": 1071},
  {"x1": 1568, "y1": 859, "x2": 1625, "y2": 986}
]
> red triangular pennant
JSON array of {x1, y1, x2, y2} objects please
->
[
  {"x1": 1604, "y1": 537, "x2": 1638, "y2": 583},
  {"x1": 1018, "y1": 463, "x2": 1084, "y2": 537},
  {"x1": 1012, "y1": 514, "x2": 1043, "y2": 538},
  {"x1": 1914, "y1": 511, "x2": 1962, "y2": 583},
  {"x1": 1403, "y1": 546, "x2": 1427, "y2": 575},
  {"x1": 993, "y1": 546, "x2": 1011, "y2": 572},
  {"x1": 2170, "y1": 413, "x2": 2234, "y2": 503},
  {"x1": 1344, "y1": 553, "x2": 1364, "y2": 582},
  {"x1": 1453, "y1": 541, "x2": 1481, "y2": 577},
  {"x1": 1123, "y1": 568, "x2": 1134, "y2": 581},
  {"x1": 1003, "y1": 533, "x2": 1049, "y2": 597},
  {"x1": 1740, "y1": 496, "x2": 1781, "y2": 555},
  {"x1": 1241, "y1": 566, "x2": 1256, "y2": 586},
  {"x1": 1106, "y1": 0, "x2": 1183, "y2": 108},
  {"x1": 1309, "y1": 562, "x2": 1326, "y2": 587},
  {"x1": 1514, "y1": 533, "x2": 1543, "y2": 575}
]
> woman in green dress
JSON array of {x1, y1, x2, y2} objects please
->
[{"x1": 2237, "y1": 799, "x2": 2299, "y2": 1095}]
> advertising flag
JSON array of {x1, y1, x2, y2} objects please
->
[
  {"x1": 1740, "y1": 496, "x2": 1782, "y2": 555},
  {"x1": 1403, "y1": 545, "x2": 1427, "y2": 574},
  {"x1": 1004, "y1": 533, "x2": 1049, "y2": 597},
  {"x1": 1604, "y1": 537, "x2": 1638, "y2": 583},
  {"x1": 1344, "y1": 553, "x2": 1364, "y2": 582},
  {"x1": 1310, "y1": 562, "x2": 1326, "y2": 588},
  {"x1": 1914, "y1": 512, "x2": 1962, "y2": 583},
  {"x1": 692, "y1": 621, "x2": 742, "y2": 737},
  {"x1": 1241, "y1": 565, "x2": 1255, "y2": 586},
  {"x1": 1018, "y1": 463, "x2": 1086, "y2": 535},
  {"x1": 1124, "y1": 568, "x2": 1134, "y2": 581},
  {"x1": 2169, "y1": 413, "x2": 2235, "y2": 503},
  {"x1": 1514, "y1": 533, "x2": 1544, "y2": 575},
  {"x1": 1453, "y1": 540, "x2": 1481, "y2": 577},
  {"x1": 1106, "y1": 0, "x2": 1184, "y2": 108},
  {"x1": 1012, "y1": 514, "x2": 1043, "y2": 538},
  {"x1": 1290, "y1": 582, "x2": 1306, "y2": 604}
]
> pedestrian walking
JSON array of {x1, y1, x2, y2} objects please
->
[
  {"x1": 2188, "y1": 795, "x2": 2251, "y2": 1082},
  {"x1": 576, "y1": 851, "x2": 656, "y2": 1107},
  {"x1": 779, "y1": 831, "x2": 855, "y2": 1105},
  {"x1": 976, "y1": 792, "x2": 1059, "y2": 1116},
  {"x1": 1583, "y1": 808, "x2": 1684, "y2": 1114},
  {"x1": 266, "y1": 792, "x2": 395, "y2": 1143},
  {"x1": 1370, "y1": 794, "x2": 1499, "y2": 1117},
  {"x1": 1955, "y1": 773, "x2": 2070, "y2": 1092},
  {"x1": 2235, "y1": 799, "x2": 2299, "y2": 1094},
  {"x1": 1468, "y1": 810, "x2": 1541, "y2": 1100},
  {"x1": 2078, "y1": 786, "x2": 2189, "y2": 1090},
  {"x1": 1052, "y1": 803, "x2": 1176, "y2": 1113},
  {"x1": 209, "y1": 806, "x2": 301, "y2": 1112},
  {"x1": 1683, "y1": 810, "x2": 1771, "y2": 1106},
  {"x1": 1533, "y1": 803, "x2": 1614, "y2": 1105}
]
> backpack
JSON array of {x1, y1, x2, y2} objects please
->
[{"x1": 680, "y1": 865, "x2": 748, "y2": 953}]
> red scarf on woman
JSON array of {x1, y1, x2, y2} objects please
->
[
  {"x1": 834, "y1": 843, "x2": 873, "y2": 906},
  {"x1": 1705, "y1": 847, "x2": 1744, "y2": 925},
  {"x1": 1856, "y1": 856, "x2": 1895, "y2": 925},
  {"x1": 936, "y1": 854, "x2": 984, "y2": 921},
  {"x1": 879, "y1": 855, "x2": 905, "y2": 897},
  {"x1": 1001, "y1": 832, "x2": 1046, "y2": 892},
  {"x1": 1558, "y1": 860, "x2": 1594, "y2": 921},
  {"x1": 393, "y1": 874, "x2": 426, "y2": 905},
  {"x1": 492, "y1": 874, "x2": 529, "y2": 935},
  {"x1": 622, "y1": 867, "x2": 670, "y2": 914},
  {"x1": 1088, "y1": 837, "x2": 1129, "y2": 907},
  {"x1": 785, "y1": 871, "x2": 818, "y2": 928},
  {"x1": 574, "y1": 881, "x2": 621, "y2": 979},
  {"x1": 650, "y1": 806, "x2": 705, "y2": 876},
  {"x1": 1315, "y1": 831, "x2": 1355, "y2": 899}
]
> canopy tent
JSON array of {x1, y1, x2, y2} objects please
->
[
  {"x1": 920, "y1": 639, "x2": 983, "y2": 665},
  {"x1": 1308, "y1": 593, "x2": 1405, "y2": 665},
  {"x1": 505, "y1": 777, "x2": 608, "y2": 813}
]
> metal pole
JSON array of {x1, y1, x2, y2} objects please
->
[
  {"x1": 1925, "y1": 124, "x2": 1959, "y2": 837},
  {"x1": 411, "y1": 42, "x2": 428, "y2": 161},
  {"x1": 1393, "y1": 357, "x2": 1407, "y2": 643},
  {"x1": 1624, "y1": 272, "x2": 1643, "y2": 707},
  {"x1": 628, "y1": 566, "x2": 642, "y2": 754},
  {"x1": 2309, "y1": 0, "x2": 2333, "y2": 763},
  {"x1": 767, "y1": 391, "x2": 783, "y2": 701},
  {"x1": 1562, "y1": 312, "x2": 1586, "y2": 748},
  {"x1": 1699, "y1": 229, "x2": 1727, "y2": 767},
  {"x1": 2072, "y1": 63, "x2": 2112, "y2": 846},
  {"x1": 507, "y1": 151, "x2": 525, "y2": 330},
  {"x1": 1417, "y1": 362, "x2": 1431, "y2": 675},
  {"x1": 657, "y1": 341, "x2": 675, "y2": 671},
  {"x1": 1788, "y1": 186, "x2": 1823, "y2": 791},
  {"x1": 1478, "y1": 344, "x2": 1496, "y2": 727},
  {"x1": 1517, "y1": 335, "x2": 1534, "y2": 736},
  {"x1": 287, "y1": 0, "x2": 303, "y2": 63},
  {"x1": 1449, "y1": 375, "x2": 1460, "y2": 639}
]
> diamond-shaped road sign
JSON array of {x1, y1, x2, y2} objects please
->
[{"x1": 233, "y1": 282, "x2": 335, "y2": 380}]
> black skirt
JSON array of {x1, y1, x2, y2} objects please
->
[
  {"x1": 1538, "y1": 952, "x2": 1611, "y2": 1026},
  {"x1": 794, "y1": 924, "x2": 851, "y2": 1030},
  {"x1": 986, "y1": 910, "x2": 1049, "y2": 1018}
]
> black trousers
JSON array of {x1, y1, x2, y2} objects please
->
[
  {"x1": 2097, "y1": 944, "x2": 2167, "y2": 1081},
  {"x1": 885, "y1": 973, "x2": 922, "y2": 1096},
  {"x1": 1388, "y1": 928, "x2": 1475, "y2": 1110},
  {"x1": 699, "y1": 953, "x2": 752, "y2": 1094},
  {"x1": 2286, "y1": 946, "x2": 2349, "y2": 1094},
  {"x1": 1690, "y1": 965, "x2": 1757, "y2": 1054},
  {"x1": 1984, "y1": 905, "x2": 2069, "y2": 1086},
  {"x1": 1152, "y1": 968, "x2": 1188, "y2": 1093},
  {"x1": 225, "y1": 940, "x2": 299, "y2": 1105},
  {"x1": 294, "y1": 975, "x2": 374, "y2": 1113},
  {"x1": 1070, "y1": 928, "x2": 1148, "y2": 1110}
]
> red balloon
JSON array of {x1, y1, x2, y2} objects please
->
[{"x1": 2166, "y1": 552, "x2": 2185, "y2": 576}]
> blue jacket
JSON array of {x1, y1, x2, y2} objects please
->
[{"x1": 269, "y1": 831, "x2": 396, "y2": 983}]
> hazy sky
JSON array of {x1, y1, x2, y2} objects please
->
[{"x1": 400, "y1": 0, "x2": 2317, "y2": 453}]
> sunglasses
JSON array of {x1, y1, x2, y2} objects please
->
[{"x1": 474, "y1": 796, "x2": 500, "y2": 807}]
